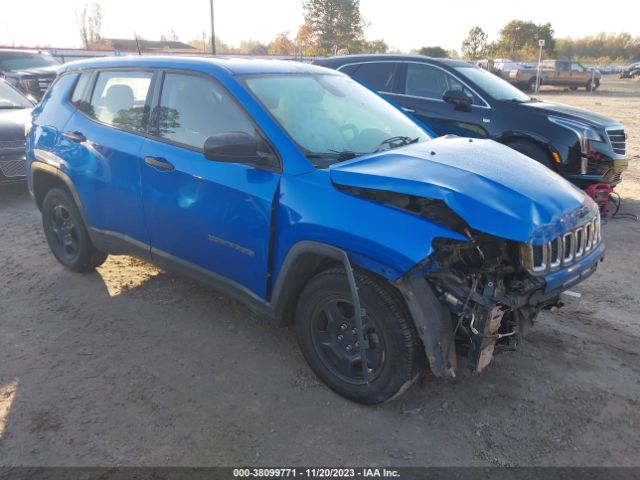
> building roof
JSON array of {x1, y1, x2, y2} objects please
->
[{"x1": 105, "y1": 38, "x2": 196, "y2": 51}]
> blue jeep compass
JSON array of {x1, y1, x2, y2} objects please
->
[{"x1": 27, "y1": 56, "x2": 605, "y2": 404}]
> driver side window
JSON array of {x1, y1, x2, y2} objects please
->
[
  {"x1": 154, "y1": 73, "x2": 255, "y2": 150},
  {"x1": 403, "y1": 63, "x2": 479, "y2": 105},
  {"x1": 571, "y1": 63, "x2": 585, "y2": 73}
]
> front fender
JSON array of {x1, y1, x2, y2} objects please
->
[{"x1": 271, "y1": 170, "x2": 466, "y2": 287}]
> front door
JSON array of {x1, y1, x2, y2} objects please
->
[
  {"x1": 140, "y1": 71, "x2": 281, "y2": 298},
  {"x1": 392, "y1": 62, "x2": 491, "y2": 138}
]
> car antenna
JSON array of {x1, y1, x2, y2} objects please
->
[{"x1": 133, "y1": 32, "x2": 142, "y2": 56}]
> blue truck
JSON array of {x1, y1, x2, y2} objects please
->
[{"x1": 26, "y1": 56, "x2": 604, "y2": 404}]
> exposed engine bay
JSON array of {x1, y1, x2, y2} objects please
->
[{"x1": 425, "y1": 235, "x2": 557, "y2": 374}]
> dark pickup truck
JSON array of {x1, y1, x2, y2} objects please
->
[{"x1": 0, "y1": 49, "x2": 59, "y2": 101}]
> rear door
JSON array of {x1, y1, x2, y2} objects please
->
[
  {"x1": 61, "y1": 69, "x2": 154, "y2": 248},
  {"x1": 139, "y1": 71, "x2": 281, "y2": 298}
]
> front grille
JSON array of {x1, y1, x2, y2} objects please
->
[
  {"x1": 0, "y1": 159, "x2": 26, "y2": 178},
  {"x1": 521, "y1": 213, "x2": 601, "y2": 275},
  {"x1": 37, "y1": 77, "x2": 53, "y2": 94},
  {"x1": 606, "y1": 129, "x2": 626, "y2": 156},
  {"x1": 586, "y1": 158, "x2": 609, "y2": 175}
]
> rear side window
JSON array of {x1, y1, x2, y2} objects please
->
[
  {"x1": 350, "y1": 62, "x2": 397, "y2": 92},
  {"x1": 87, "y1": 70, "x2": 153, "y2": 131},
  {"x1": 154, "y1": 73, "x2": 254, "y2": 150}
]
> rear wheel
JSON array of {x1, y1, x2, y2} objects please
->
[
  {"x1": 42, "y1": 188, "x2": 107, "y2": 272},
  {"x1": 506, "y1": 140, "x2": 554, "y2": 170},
  {"x1": 295, "y1": 267, "x2": 424, "y2": 404}
]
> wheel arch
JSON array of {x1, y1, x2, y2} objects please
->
[
  {"x1": 271, "y1": 241, "x2": 347, "y2": 327},
  {"x1": 497, "y1": 132, "x2": 559, "y2": 166},
  {"x1": 30, "y1": 161, "x2": 91, "y2": 228}
]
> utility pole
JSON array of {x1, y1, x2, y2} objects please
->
[
  {"x1": 209, "y1": 0, "x2": 216, "y2": 55},
  {"x1": 535, "y1": 38, "x2": 545, "y2": 94}
]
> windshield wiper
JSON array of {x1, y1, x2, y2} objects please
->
[
  {"x1": 306, "y1": 150, "x2": 364, "y2": 161},
  {"x1": 374, "y1": 136, "x2": 419, "y2": 152}
]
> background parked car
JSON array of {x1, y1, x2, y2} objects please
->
[
  {"x1": 315, "y1": 54, "x2": 628, "y2": 187},
  {"x1": 620, "y1": 62, "x2": 640, "y2": 78},
  {"x1": 0, "y1": 78, "x2": 33, "y2": 184},
  {"x1": 509, "y1": 59, "x2": 601, "y2": 92},
  {"x1": 0, "y1": 49, "x2": 59, "y2": 101}
]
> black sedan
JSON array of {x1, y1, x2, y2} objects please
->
[
  {"x1": 0, "y1": 79, "x2": 33, "y2": 184},
  {"x1": 315, "y1": 55, "x2": 628, "y2": 187}
]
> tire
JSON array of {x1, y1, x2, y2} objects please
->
[
  {"x1": 569, "y1": 86, "x2": 578, "y2": 91},
  {"x1": 295, "y1": 267, "x2": 424, "y2": 404},
  {"x1": 586, "y1": 79, "x2": 599, "y2": 91},
  {"x1": 527, "y1": 77, "x2": 539, "y2": 92},
  {"x1": 506, "y1": 140, "x2": 554, "y2": 170},
  {"x1": 41, "y1": 188, "x2": 107, "y2": 272}
]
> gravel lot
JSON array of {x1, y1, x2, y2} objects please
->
[{"x1": 1, "y1": 77, "x2": 639, "y2": 467}]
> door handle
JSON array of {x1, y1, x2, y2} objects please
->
[
  {"x1": 63, "y1": 131, "x2": 87, "y2": 143},
  {"x1": 144, "y1": 156, "x2": 175, "y2": 172},
  {"x1": 402, "y1": 107, "x2": 416, "y2": 114}
]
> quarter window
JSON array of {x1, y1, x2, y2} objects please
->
[
  {"x1": 154, "y1": 73, "x2": 254, "y2": 150},
  {"x1": 88, "y1": 71, "x2": 153, "y2": 131},
  {"x1": 70, "y1": 72, "x2": 91, "y2": 107},
  {"x1": 350, "y1": 62, "x2": 397, "y2": 92}
]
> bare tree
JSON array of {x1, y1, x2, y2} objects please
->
[{"x1": 77, "y1": 1, "x2": 104, "y2": 49}]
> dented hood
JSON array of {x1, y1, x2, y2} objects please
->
[{"x1": 330, "y1": 136, "x2": 593, "y2": 243}]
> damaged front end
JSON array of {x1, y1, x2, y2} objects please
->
[
  {"x1": 413, "y1": 234, "x2": 552, "y2": 377},
  {"x1": 397, "y1": 221, "x2": 604, "y2": 377}
]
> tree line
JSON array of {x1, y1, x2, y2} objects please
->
[
  {"x1": 75, "y1": 1, "x2": 639, "y2": 62},
  {"x1": 458, "y1": 22, "x2": 639, "y2": 63}
]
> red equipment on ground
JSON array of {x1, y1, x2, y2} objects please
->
[{"x1": 584, "y1": 183, "x2": 613, "y2": 215}]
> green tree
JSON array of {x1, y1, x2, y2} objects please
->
[
  {"x1": 496, "y1": 20, "x2": 555, "y2": 59},
  {"x1": 461, "y1": 26, "x2": 488, "y2": 60},
  {"x1": 359, "y1": 39, "x2": 388, "y2": 53},
  {"x1": 418, "y1": 46, "x2": 449, "y2": 58},
  {"x1": 302, "y1": 0, "x2": 369, "y2": 55}
]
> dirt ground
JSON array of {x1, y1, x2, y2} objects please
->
[{"x1": 1, "y1": 77, "x2": 639, "y2": 468}]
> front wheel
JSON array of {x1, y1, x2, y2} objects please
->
[
  {"x1": 586, "y1": 79, "x2": 599, "y2": 91},
  {"x1": 527, "y1": 77, "x2": 540, "y2": 92},
  {"x1": 42, "y1": 188, "x2": 108, "y2": 272},
  {"x1": 295, "y1": 268, "x2": 424, "y2": 404}
]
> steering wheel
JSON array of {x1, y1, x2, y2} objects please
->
[{"x1": 339, "y1": 123, "x2": 359, "y2": 141}]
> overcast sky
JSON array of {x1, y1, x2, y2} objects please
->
[{"x1": 1, "y1": 0, "x2": 637, "y2": 52}]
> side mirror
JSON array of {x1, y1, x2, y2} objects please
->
[
  {"x1": 442, "y1": 89, "x2": 472, "y2": 111},
  {"x1": 204, "y1": 132, "x2": 259, "y2": 162}
]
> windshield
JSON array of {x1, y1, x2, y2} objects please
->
[
  {"x1": 244, "y1": 73, "x2": 428, "y2": 165},
  {"x1": 455, "y1": 66, "x2": 532, "y2": 102},
  {"x1": 0, "y1": 52, "x2": 59, "y2": 71},
  {"x1": 0, "y1": 81, "x2": 32, "y2": 108}
]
